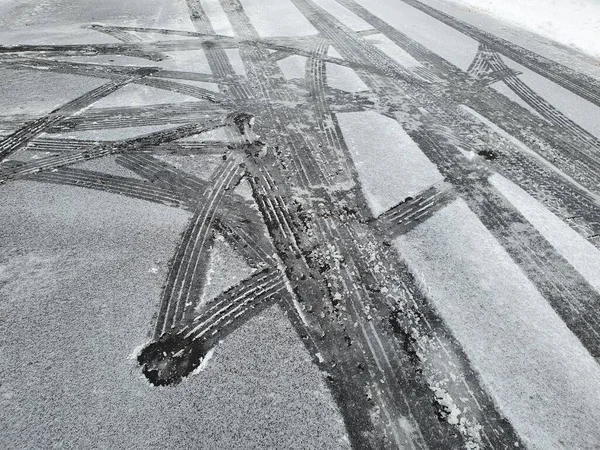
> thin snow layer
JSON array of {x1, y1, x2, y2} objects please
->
[
  {"x1": 440, "y1": 0, "x2": 600, "y2": 58},
  {"x1": 325, "y1": 63, "x2": 369, "y2": 93},
  {"x1": 53, "y1": 124, "x2": 175, "y2": 142},
  {"x1": 311, "y1": 0, "x2": 372, "y2": 31},
  {"x1": 73, "y1": 156, "x2": 145, "y2": 180},
  {"x1": 0, "y1": 25, "x2": 117, "y2": 46},
  {"x1": 490, "y1": 174, "x2": 600, "y2": 294},
  {"x1": 154, "y1": 154, "x2": 222, "y2": 181},
  {"x1": 277, "y1": 55, "x2": 308, "y2": 80},
  {"x1": 198, "y1": 234, "x2": 255, "y2": 307},
  {"x1": 0, "y1": 69, "x2": 105, "y2": 117},
  {"x1": 158, "y1": 50, "x2": 213, "y2": 75},
  {"x1": 489, "y1": 82, "x2": 546, "y2": 120},
  {"x1": 394, "y1": 199, "x2": 600, "y2": 450},
  {"x1": 365, "y1": 34, "x2": 422, "y2": 68},
  {"x1": 0, "y1": 0, "x2": 194, "y2": 31},
  {"x1": 500, "y1": 57, "x2": 600, "y2": 141},
  {"x1": 337, "y1": 111, "x2": 444, "y2": 217},
  {"x1": 88, "y1": 83, "x2": 200, "y2": 109},
  {"x1": 327, "y1": 46, "x2": 343, "y2": 59},
  {"x1": 238, "y1": 0, "x2": 317, "y2": 37},
  {"x1": 200, "y1": 0, "x2": 235, "y2": 36},
  {"x1": 0, "y1": 181, "x2": 350, "y2": 450},
  {"x1": 224, "y1": 49, "x2": 247, "y2": 76},
  {"x1": 353, "y1": 0, "x2": 479, "y2": 71}
]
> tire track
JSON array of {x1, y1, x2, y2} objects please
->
[
  {"x1": 482, "y1": 46, "x2": 600, "y2": 151},
  {"x1": 375, "y1": 183, "x2": 456, "y2": 238},
  {"x1": 138, "y1": 267, "x2": 286, "y2": 386},
  {"x1": 50, "y1": 106, "x2": 227, "y2": 132},
  {"x1": 152, "y1": 156, "x2": 245, "y2": 337},
  {"x1": 0, "y1": 118, "x2": 228, "y2": 183},
  {"x1": 116, "y1": 152, "x2": 277, "y2": 270},
  {"x1": 335, "y1": 0, "x2": 600, "y2": 198},
  {"x1": 185, "y1": 0, "x2": 254, "y2": 102},
  {"x1": 413, "y1": 131, "x2": 600, "y2": 357},
  {"x1": 24, "y1": 137, "x2": 109, "y2": 153},
  {"x1": 23, "y1": 167, "x2": 184, "y2": 208},
  {"x1": 0, "y1": 76, "x2": 144, "y2": 161},
  {"x1": 397, "y1": 0, "x2": 600, "y2": 108},
  {"x1": 136, "y1": 77, "x2": 226, "y2": 104},
  {"x1": 0, "y1": 39, "x2": 230, "y2": 60},
  {"x1": 215, "y1": 1, "x2": 475, "y2": 447}
]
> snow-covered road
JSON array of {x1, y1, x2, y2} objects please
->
[{"x1": 1, "y1": 0, "x2": 599, "y2": 449}]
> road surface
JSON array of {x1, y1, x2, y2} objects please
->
[{"x1": 1, "y1": 0, "x2": 600, "y2": 449}]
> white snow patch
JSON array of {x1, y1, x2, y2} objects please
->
[
  {"x1": 128, "y1": 343, "x2": 146, "y2": 360},
  {"x1": 88, "y1": 83, "x2": 199, "y2": 109},
  {"x1": 193, "y1": 347, "x2": 215, "y2": 374},
  {"x1": 238, "y1": 0, "x2": 317, "y2": 37},
  {"x1": 395, "y1": 199, "x2": 600, "y2": 450},
  {"x1": 490, "y1": 173, "x2": 600, "y2": 294},
  {"x1": 200, "y1": 0, "x2": 235, "y2": 36},
  {"x1": 312, "y1": 0, "x2": 372, "y2": 31},
  {"x1": 325, "y1": 63, "x2": 369, "y2": 93},
  {"x1": 490, "y1": 81, "x2": 547, "y2": 120},
  {"x1": 224, "y1": 49, "x2": 247, "y2": 76},
  {"x1": 353, "y1": 0, "x2": 479, "y2": 71},
  {"x1": 159, "y1": 50, "x2": 212, "y2": 75},
  {"x1": 441, "y1": 0, "x2": 600, "y2": 58},
  {"x1": 336, "y1": 111, "x2": 444, "y2": 217},
  {"x1": 277, "y1": 55, "x2": 307, "y2": 80},
  {"x1": 327, "y1": 46, "x2": 343, "y2": 59},
  {"x1": 500, "y1": 57, "x2": 600, "y2": 140},
  {"x1": 365, "y1": 34, "x2": 421, "y2": 68}
]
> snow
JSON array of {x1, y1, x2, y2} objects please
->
[
  {"x1": 312, "y1": 0, "x2": 372, "y2": 31},
  {"x1": 440, "y1": 0, "x2": 600, "y2": 58},
  {"x1": 499, "y1": 57, "x2": 600, "y2": 140},
  {"x1": 276, "y1": 55, "x2": 307, "y2": 80},
  {"x1": 354, "y1": 0, "x2": 479, "y2": 71},
  {"x1": 364, "y1": 34, "x2": 422, "y2": 68},
  {"x1": 224, "y1": 49, "x2": 247, "y2": 76},
  {"x1": 394, "y1": 198, "x2": 600, "y2": 450},
  {"x1": 238, "y1": 0, "x2": 317, "y2": 37},
  {"x1": 325, "y1": 63, "x2": 369, "y2": 93},
  {"x1": 200, "y1": 0, "x2": 235, "y2": 36},
  {"x1": 490, "y1": 174, "x2": 600, "y2": 294},
  {"x1": 88, "y1": 83, "x2": 202, "y2": 109},
  {"x1": 336, "y1": 111, "x2": 444, "y2": 217}
]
